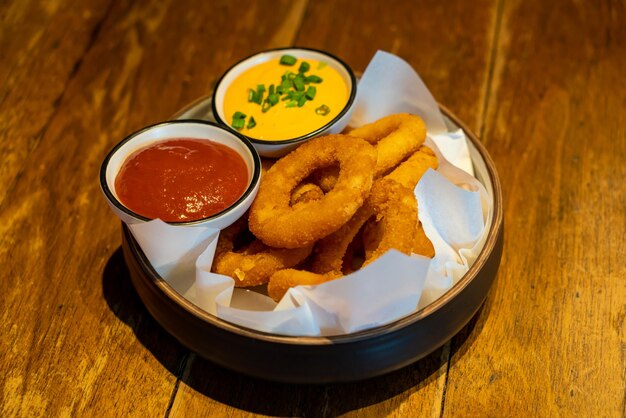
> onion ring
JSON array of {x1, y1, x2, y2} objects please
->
[
  {"x1": 267, "y1": 269, "x2": 342, "y2": 302},
  {"x1": 413, "y1": 222, "x2": 435, "y2": 258},
  {"x1": 212, "y1": 217, "x2": 312, "y2": 287},
  {"x1": 385, "y1": 145, "x2": 438, "y2": 189},
  {"x1": 362, "y1": 204, "x2": 435, "y2": 259},
  {"x1": 308, "y1": 114, "x2": 428, "y2": 192},
  {"x1": 290, "y1": 183, "x2": 325, "y2": 207},
  {"x1": 312, "y1": 178, "x2": 418, "y2": 274},
  {"x1": 349, "y1": 113, "x2": 427, "y2": 177},
  {"x1": 248, "y1": 134, "x2": 377, "y2": 249}
]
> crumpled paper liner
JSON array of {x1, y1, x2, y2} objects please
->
[{"x1": 125, "y1": 50, "x2": 493, "y2": 336}]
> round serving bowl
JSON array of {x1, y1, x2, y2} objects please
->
[
  {"x1": 122, "y1": 98, "x2": 504, "y2": 383},
  {"x1": 100, "y1": 120, "x2": 261, "y2": 230},
  {"x1": 212, "y1": 47, "x2": 357, "y2": 158}
]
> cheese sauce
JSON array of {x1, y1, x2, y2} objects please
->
[{"x1": 223, "y1": 58, "x2": 349, "y2": 141}]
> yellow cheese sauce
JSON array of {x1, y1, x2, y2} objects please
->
[{"x1": 223, "y1": 57, "x2": 349, "y2": 141}]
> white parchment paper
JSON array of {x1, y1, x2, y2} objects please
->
[{"x1": 124, "y1": 51, "x2": 493, "y2": 336}]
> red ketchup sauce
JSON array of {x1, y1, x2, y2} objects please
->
[{"x1": 115, "y1": 138, "x2": 248, "y2": 222}]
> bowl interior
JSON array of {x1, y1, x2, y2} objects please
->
[
  {"x1": 102, "y1": 121, "x2": 260, "y2": 223},
  {"x1": 213, "y1": 48, "x2": 355, "y2": 140},
  {"x1": 137, "y1": 99, "x2": 502, "y2": 344}
]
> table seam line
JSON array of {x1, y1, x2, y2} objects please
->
[{"x1": 479, "y1": 0, "x2": 505, "y2": 142}]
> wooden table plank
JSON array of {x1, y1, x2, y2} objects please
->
[
  {"x1": 441, "y1": 1, "x2": 626, "y2": 416},
  {"x1": 0, "y1": 0, "x2": 113, "y2": 206},
  {"x1": 297, "y1": 0, "x2": 500, "y2": 135},
  {"x1": 0, "y1": 0, "x2": 206, "y2": 415}
]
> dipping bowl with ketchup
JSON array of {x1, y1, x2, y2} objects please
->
[
  {"x1": 100, "y1": 120, "x2": 261, "y2": 229},
  {"x1": 212, "y1": 47, "x2": 357, "y2": 158}
]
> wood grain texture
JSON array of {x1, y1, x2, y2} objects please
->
[
  {"x1": 0, "y1": 0, "x2": 199, "y2": 415},
  {"x1": 442, "y1": 0, "x2": 626, "y2": 416},
  {"x1": 1, "y1": 0, "x2": 624, "y2": 416}
]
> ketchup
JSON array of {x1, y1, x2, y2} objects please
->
[{"x1": 115, "y1": 138, "x2": 248, "y2": 222}]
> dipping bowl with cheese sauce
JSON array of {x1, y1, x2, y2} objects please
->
[
  {"x1": 212, "y1": 48, "x2": 357, "y2": 157},
  {"x1": 100, "y1": 120, "x2": 261, "y2": 229}
]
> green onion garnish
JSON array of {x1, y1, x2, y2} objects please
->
[
  {"x1": 306, "y1": 75, "x2": 323, "y2": 83},
  {"x1": 317, "y1": 61, "x2": 327, "y2": 70},
  {"x1": 315, "y1": 105, "x2": 330, "y2": 116},
  {"x1": 247, "y1": 116, "x2": 256, "y2": 129},
  {"x1": 298, "y1": 61, "x2": 310, "y2": 73},
  {"x1": 279, "y1": 55, "x2": 297, "y2": 65},
  {"x1": 248, "y1": 90, "x2": 261, "y2": 104},
  {"x1": 268, "y1": 93, "x2": 279, "y2": 105},
  {"x1": 294, "y1": 78, "x2": 305, "y2": 92},
  {"x1": 305, "y1": 86, "x2": 316, "y2": 100},
  {"x1": 231, "y1": 111, "x2": 247, "y2": 130},
  {"x1": 243, "y1": 57, "x2": 327, "y2": 114}
]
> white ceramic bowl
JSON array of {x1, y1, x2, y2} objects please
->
[
  {"x1": 100, "y1": 120, "x2": 261, "y2": 229},
  {"x1": 212, "y1": 47, "x2": 357, "y2": 158}
]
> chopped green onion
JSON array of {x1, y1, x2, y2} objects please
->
[
  {"x1": 232, "y1": 111, "x2": 246, "y2": 119},
  {"x1": 248, "y1": 90, "x2": 261, "y2": 104},
  {"x1": 298, "y1": 61, "x2": 310, "y2": 73},
  {"x1": 294, "y1": 78, "x2": 305, "y2": 92},
  {"x1": 257, "y1": 84, "x2": 266, "y2": 94},
  {"x1": 268, "y1": 93, "x2": 279, "y2": 105},
  {"x1": 305, "y1": 86, "x2": 316, "y2": 100},
  {"x1": 232, "y1": 118, "x2": 245, "y2": 130},
  {"x1": 261, "y1": 99, "x2": 271, "y2": 113},
  {"x1": 279, "y1": 55, "x2": 297, "y2": 65},
  {"x1": 247, "y1": 116, "x2": 256, "y2": 129},
  {"x1": 317, "y1": 61, "x2": 327, "y2": 70},
  {"x1": 315, "y1": 105, "x2": 330, "y2": 116},
  {"x1": 297, "y1": 95, "x2": 307, "y2": 107},
  {"x1": 285, "y1": 100, "x2": 297, "y2": 108},
  {"x1": 306, "y1": 75, "x2": 323, "y2": 83},
  {"x1": 268, "y1": 84, "x2": 275, "y2": 95}
]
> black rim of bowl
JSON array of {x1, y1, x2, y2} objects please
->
[
  {"x1": 128, "y1": 106, "x2": 504, "y2": 345},
  {"x1": 100, "y1": 119, "x2": 261, "y2": 226},
  {"x1": 211, "y1": 47, "x2": 358, "y2": 146}
]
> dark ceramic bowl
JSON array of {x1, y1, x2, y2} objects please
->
[{"x1": 120, "y1": 96, "x2": 504, "y2": 383}]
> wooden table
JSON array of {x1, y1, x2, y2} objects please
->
[{"x1": 2, "y1": 1, "x2": 624, "y2": 416}]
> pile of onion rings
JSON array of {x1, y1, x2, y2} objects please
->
[{"x1": 212, "y1": 113, "x2": 438, "y2": 301}]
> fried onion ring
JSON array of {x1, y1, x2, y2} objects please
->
[
  {"x1": 385, "y1": 145, "x2": 438, "y2": 189},
  {"x1": 308, "y1": 114, "x2": 428, "y2": 192},
  {"x1": 349, "y1": 113, "x2": 427, "y2": 177},
  {"x1": 362, "y1": 202, "x2": 435, "y2": 259},
  {"x1": 312, "y1": 178, "x2": 418, "y2": 274},
  {"x1": 290, "y1": 183, "x2": 325, "y2": 207},
  {"x1": 267, "y1": 269, "x2": 342, "y2": 302},
  {"x1": 249, "y1": 134, "x2": 376, "y2": 249},
  {"x1": 212, "y1": 217, "x2": 312, "y2": 287},
  {"x1": 413, "y1": 221, "x2": 435, "y2": 258}
]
